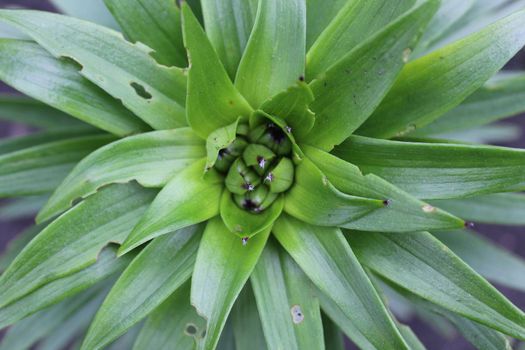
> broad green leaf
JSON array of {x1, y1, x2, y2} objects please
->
[
  {"x1": 0, "y1": 225, "x2": 41, "y2": 273},
  {"x1": 0, "y1": 246, "x2": 130, "y2": 328},
  {"x1": 0, "y1": 286, "x2": 100, "y2": 350},
  {"x1": 0, "y1": 128, "x2": 98, "y2": 156},
  {"x1": 182, "y1": 3, "x2": 253, "y2": 138},
  {"x1": 201, "y1": 0, "x2": 258, "y2": 78},
  {"x1": 388, "y1": 282, "x2": 510, "y2": 350},
  {"x1": 448, "y1": 312, "x2": 510, "y2": 350},
  {"x1": 50, "y1": 0, "x2": 120, "y2": 30},
  {"x1": 322, "y1": 314, "x2": 345, "y2": 350},
  {"x1": 304, "y1": 146, "x2": 464, "y2": 232},
  {"x1": 251, "y1": 240, "x2": 324, "y2": 350},
  {"x1": 0, "y1": 95, "x2": 85, "y2": 129},
  {"x1": 0, "y1": 195, "x2": 47, "y2": 221},
  {"x1": 206, "y1": 119, "x2": 240, "y2": 170},
  {"x1": 0, "y1": 134, "x2": 114, "y2": 198},
  {"x1": 432, "y1": 124, "x2": 522, "y2": 144},
  {"x1": 81, "y1": 226, "x2": 203, "y2": 350},
  {"x1": 412, "y1": 0, "x2": 474, "y2": 55},
  {"x1": 357, "y1": 8, "x2": 525, "y2": 138},
  {"x1": 220, "y1": 191, "x2": 283, "y2": 238},
  {"x1": 191, "y1": 217, "x2": 270, "y2": 350},
  {"x1": 413, "y1": 72, "x2": 525, "y2": 136},
  {"x1": 0, "y1": 183, "x2": 156, "y2": 308},
  {"x1": 235, "y1": 0, "x2": 306, "y2": 108},
  {"x1": 334, "y1": 136, "x2": 525, "y2": 200},
  {"x1": 104, "y1": 0, "x2": 187, "y2": 67},
  {"x1": 119, "y1": 160, "x2": 222, "y2": 255},
  {"x1": 306, "y1": 0, "x2": 438, "y2": 151},
  {"x1": 284, "y1": 157, "x2": 384, "y2": 227},
  {"x1": 259, "y1": 82, "x2": 315, "y2": 141},
  {"x1": 0, "y1": 10, "x2": 187, "y2": 130},
  {"x1": 306, "y1": 0, "x2": 415, "y2": 79},
  {"x1": 273, "y1": 215, "x2": 409, "y2": 350},
  {"x1": 316, "y1": 288, "x2": 377, "y2": 349},
  {"x1": 305, "y1": 0, "x2": 346, "y2": 50},
  {"x1": 36, "y1": 290, "x2": 106, "y2": 350},
  {"x1": 217, "y1": 321, "x2": 236, "y2": 350},
  {"x1": 431, "y1": 193, "x2": 525, "y2": 226},
  {"x1": 435, "y1": 230, "x2": 525, "y2": 292},
  {"x1": 0, "y1": 39, "x2": 148, "y2": 136},
  {"x1": 37, "y1": 129, "x2": 205, "y2": 223},
  {"x1": 431, "y1": 0, "x2": 525, "y2": 51},
  {"x1": 106, "y1": 324, "x2": 143, "y2": 350},
  {"x1": 231, "y1": 284, "x2": 267, "y2": 350},
  {"x1": 347, "y1": 231, "x2": 525, "y2": 340},
  {"x1": 133, "y1": 280, "x2": 206, "y2": 350}
]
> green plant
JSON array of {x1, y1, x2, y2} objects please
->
[{"x1": 1, "y1": 0, "x2": 525, "y2": 349}]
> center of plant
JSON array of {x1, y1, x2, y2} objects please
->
[{"x1": 213, "y1": 121, "x2": 295, "y2": 213}]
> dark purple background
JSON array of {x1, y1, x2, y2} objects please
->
[{"x1": 0, "y1": 1, "x2": 524, "y2": 349}]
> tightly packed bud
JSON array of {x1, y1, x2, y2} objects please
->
[{"x1": 215, "y1": 121, "x2": 295, "y2": 213}]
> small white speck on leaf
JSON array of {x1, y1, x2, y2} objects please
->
[
  {"x1": 290, "y1": 305, "x2": 304, "y2": 324},
  {"x1": 422, "y1": 204, "x2": 436, "y2": 213},
  {"x1": 402, "y1": 48, "x2": 412, "y2": 63}
]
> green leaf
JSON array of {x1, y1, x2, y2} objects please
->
[
  {"x1": 181, "y1": 3, "x2": 253, "y2": 138},
  {"x1": 0, "y1": 183, "x2": 156, "y2": 308},
  {"x1": 306, "y1": 0, "x2": 415, "y2": 79},
  {"x1": 220, "y1": 191, "x2": 283, "y2": 238},
  {"x1": 306, "y1": 0, "x2": 438, "y2": 151},
  {"x1": 133, "y1": 280, "x2": 206, "y2": 350},
  {"x1": 81, "y1": 226, "x2": 203, "y2": 350},
  {"x1": 304, "y1": 146, "x2": 465, "y2": 232},
  {"x1": 284, "y1": 157, "x2": 384, "y2": 227},
  {"x1": 335, "y1": 136, "x2": 525, "y2": 199},
  {"x1": 217, "y1": 320, "x2": 236, "y2": 350},
  {"x1": 388, "y1": 281, "x2": 510, "y2": 350},
  {"x1": 37, "y1": 129, "x2": 205, "y2": 223},
  {"x1": 431, "y1": 124, "x2": 522, "y2": 144},
  {"x1": 0, "y1": 128, "x2": 98, "y2": 156},
  {"x1": 273, "y1": 215, "x2": 408, "y2": 350},
  {"x1": 321, "y1": 314, "x2": 345, "y2": 350},
  {"x1": 206, "y1": 119, "x2": 240, "y2": 170},
  {"x1": 49, "y1": 0, "x2": 120, "y2": 30},
  {"x1": 357, "y1": 8, "x2": 525, "y2": 138},
  {"x1": 431, "y1": 193, "x2": 525, "y2": 226},
  {"x1": 251, "y1": 240, "x2": 324, "y2": 350},
  {"x1": 305, "y1": 0, "x2": 346, "y2": 50},
  {"x1": 36, "y1": 290, "x2": 106, "y2": 350},
  {"x1": 191, "y1": 217, "x2": 271, "y2": 350},
  {"x1": 413, "y1": 72, "x2": 525, "y2": 137},
  {"x1": 200, "y1": 0, "x2": 258, "y2": 79},
  {"x1": 231, "y1": 284, "x2": 267, "y2": 350},
  {"x1": 118, "y1": 159, "x2": 222, "y2": 255},
  {"x1": 0, "y1": 286, "x2": 100, "y2": 350},
  {"x1": 235, "y1": 0, "x2": 306, "y2": 108},
  {"x1": 446, "y1": 311, "x2": 510, "y2": 350},
  {"x1": 0, "y1": 246, "x2": 131, "y2": 328},
  {"x1": 412, "y1": 0, "x2": 474, "y2": 55},
  {"x1": 0, "y1": 9, "x2": 187, "y2": 130},
  {"x1": 347, "y1": 230, "x2": 525, "y2": 340},
  {"x1": 104, "y1": 0, "x2": 187, "y2": 67},
  {"x1": 0, "y1": 225, "x2": 41, "y2": 272},
  {"x1": 0, "y1": 95, "x2": 86, "y2": 130},
  {"x1": 259, "y1": 82, "x2": 315, "y2": 141},
  {"x1": 0, "y1": 134, "x2": 114, "y2": 198},
  {"x1": 0, "y1": 39, "x2": 147, "y2": 136},
  {"x1": 435, "y1": 230, "x2": 525, "y2": 292}
]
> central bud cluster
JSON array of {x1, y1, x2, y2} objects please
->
[{"x1": 214, "y1": 122, "x2": 295, "y2": 213}]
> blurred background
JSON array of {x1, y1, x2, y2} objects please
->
[{"x1": 0, "y1": 1, "x2": 524, "y2": 349}]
